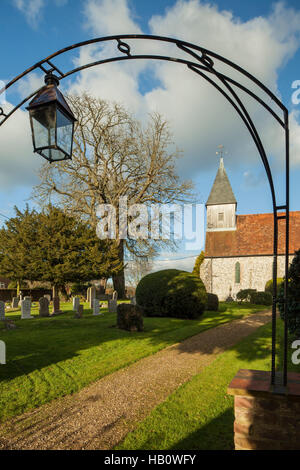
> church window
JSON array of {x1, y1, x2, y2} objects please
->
[
  {"x1": 235, "y1": 262, "x2": 240, "y2": 283},
  {"x1": 218, "y1": 212, "x2": 224, "y2": 222}
]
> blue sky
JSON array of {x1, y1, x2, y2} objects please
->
[{"x1": 1, "y1": 0, "x2": 300, "y2": 271}]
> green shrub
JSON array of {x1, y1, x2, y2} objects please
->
[
  {"x1": 265, "y1": 278, "x2": 284, "y2": 294},
  {"x1": 236, "y1": 289, "x2": 256, "y2": 302},
  {"x1": 249, "y1": 291, "x2": 272, "y2": 306},
  {"x1": 278, "y1": 250, "x2": 300, "y2": 336},
  {"x1": 206, "y1": 293, "x2": 219, "y2": 311},
  {"x1": 136, "y1": 269, "x2": 207, "y2": 319}
]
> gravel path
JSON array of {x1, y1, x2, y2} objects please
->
[{"x1": 0, "y1": 310, "x2": 271, "y2": 450}]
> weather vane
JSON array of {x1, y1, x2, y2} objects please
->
[{"x1": 216, "y1": 144, "x2": 228, "y2": 159}]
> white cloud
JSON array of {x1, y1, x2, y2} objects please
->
[
  {"x1": 0, "y1": 103, "x2": 42, "y2": 189},
  {"x1": 13, "y1": 0, "x2": 45, "y2": 27},
  {"x1": 83, "y1": 0, "x2": 141, "y2": 36},
  {"x1": 151, "y1": 253, "x2": 196, "y2": 273},
  {"x1": 69, "y1": 0, "x2": 300, "y2": 179},
  {"x1": 3, "y1": 0, "x2": 300, "y2": 193},
  {"x1": 12, "y1": 0, "x2": 68, "y2": 27}
]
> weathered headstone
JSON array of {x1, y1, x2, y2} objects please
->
[
  {"x1": 89, "y1": 286, "x2": 96, "y2": 308},
  {"x1": 21, "y1": 299, "x2": 33, "y2": 319},
  {"x1": 92, "y1": 298, "x2": 102, "y2": 316},
  {"x1": 39, "y1": 297, "x2": 49, "y2": 317},
  {"x1": 44, "y1": 294, "x2": 51, "y2": 302},
  {"x1": 117, "y1": 304, "x2": 144, "y2": 332},
  {"x1": 108, "y1": 290, "x2": 118, "y2": 313},
  {"x1": 18, "y1": 293, "x2": 23, "y2": 308},
  {"x1": 52, "y1": 297, "x2": 62, "y2": 315},
  {"x1": 73, "y1": 296, "x2": 80, "y2": 313},
  {"x1": 112, "y1": 290, "x2": 118, "y2": 301},
  {"x1": 0, "y1": 301, "x2": 5, "y2": 321},
  {"x1": 12, "y1": 297, "x2": 19, "y2": 309},
  {"x1": 74, "y1": 304, "x2": 83, "y2": 319},
  {"x1": 108, "y1": 299, "x2": 117, "y2": 313}
]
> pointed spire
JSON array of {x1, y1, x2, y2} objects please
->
[{"x1": 206, "y1": 157, "x2": 237, "y2": 206}]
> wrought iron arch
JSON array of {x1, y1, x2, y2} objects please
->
[{"x1": 0, "y1": 34, "x2": 290, "y2": 389}]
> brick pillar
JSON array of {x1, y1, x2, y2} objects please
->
[{"x1": 227, "y1": 369, "x2": 300, "y2": 450}]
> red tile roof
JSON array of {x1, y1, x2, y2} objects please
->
[{"x1": 205, "y1": 211, "x2": 300, "y2": 257}]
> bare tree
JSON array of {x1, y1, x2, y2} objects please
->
[
  {"x1": 125, "y1": 257, "x2": 153, "y2": 288},
  {"x1": 33, "y1": 94, "x2": 194, "y2": 297}
]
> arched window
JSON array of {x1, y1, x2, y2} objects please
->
[{"x1": 235, "y1": 262, "x2": 240, "y2": 284}]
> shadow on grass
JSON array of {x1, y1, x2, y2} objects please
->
[
  {"x1": 0, "y1": 303, "x2": 261, "y2": 384},
  {"x1": 169, "y1": 408, "x2": 234, "y2": 451}
]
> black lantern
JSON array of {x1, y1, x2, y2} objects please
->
[{"x1": 27, "y1": 73, "x2": 76, "y2": 163}]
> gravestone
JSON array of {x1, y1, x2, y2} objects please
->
[
  {"x1": 24, "y1": 296, "x2": 31, "y2": 301},
  {"x1": 44, "y1": 294, "x2": 51, "y2": 303},
  {"x1": 130, "y1": 296, "x2": 137, "y2": 306},
  {"x1": 39, "y1": 297, "x2": 49, "y2": 317},
  {"x1": 74, "y1": 304, "x2": 83, "y2": 319},
  {"x1": 112, "y1": 290, "x2": 118, "y2": 301},
  {"x1": 89, "y1": 286, "x2": 96, "y2": 308},
  {"x1": 52, "y1": 297, "x2": 62, "y2": 315},
  {"x1": 73, "y1": 297, "x2": 80, "y2": 313},
  {"x1": 108, "y1": 299, "x2": 117, "y2": 313},
  {"x1": 117, "y1": 304, "x2": 144, "y2": 332},
  {"x1": 21, "y1": 299, "x2": 33, "y2": 319},
  {"x1": 0, "y1": 301, "x2": 5, "y2": 321},
  {"x1": 92, "y1": 298, "x2": 102, "y2": 316},
  {"x1": 12, "y1": 297, "x2": 19, "y2": 309}
]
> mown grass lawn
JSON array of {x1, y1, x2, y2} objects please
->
[
  {"x1": 0, "y1": 301, "x2": 266, "y2": 422},
  {"x1": 116, "y1": 320, "x2": 299, "y2": 451}
]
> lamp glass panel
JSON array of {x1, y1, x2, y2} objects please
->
[
  {"x1": 31, "y1": 105, "x2": 56, "y2": 149},
  {"x1": 56, "y1": 108, "x2": 73, "y2": 156},
  {"x1": 40, "y1": 148, "x2": 67, "y2": 162}
]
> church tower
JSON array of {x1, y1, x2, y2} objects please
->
[{"x1": 206, "y1": 157, "x2": 237, "y2": 231}]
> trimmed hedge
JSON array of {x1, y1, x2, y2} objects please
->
[
  {"x1": 136, "y1": 269, "x2": 207, "y2": 319},
  {"x1": 236, "y1": 289, "x2": 256, "y2": 302},
  {"x1": 250, "y1": 291, "x2": 272, "y2": 306},
  {"x1": 206, "y1": 293, "x2": 219, "y2": 311}
]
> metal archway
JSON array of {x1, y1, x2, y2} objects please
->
[{"x1": 0, "y1": 34, "x2": 290, "y2": 389}]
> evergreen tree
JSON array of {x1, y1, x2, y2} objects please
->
[{"x1": 0, "y1": 205, "x2": 121, "y2": 296}]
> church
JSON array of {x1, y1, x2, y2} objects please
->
[{"x1": 200, "y1": 158, "x2": 300, "y2": 301}]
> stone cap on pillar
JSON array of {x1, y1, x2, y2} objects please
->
[{"x1": 228, "y1": 369, "x2": 300, "y2": 400}]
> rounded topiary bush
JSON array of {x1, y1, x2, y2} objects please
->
[
  {"x1": 206, "y1": 293, "x2": 219, "y2": 311},
  {"x1": 136, "y1": 269, "x2": 207, "y2": 319},
  {"x1": 250, "y1": 291, "x2": 272, "y2": 306}
]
